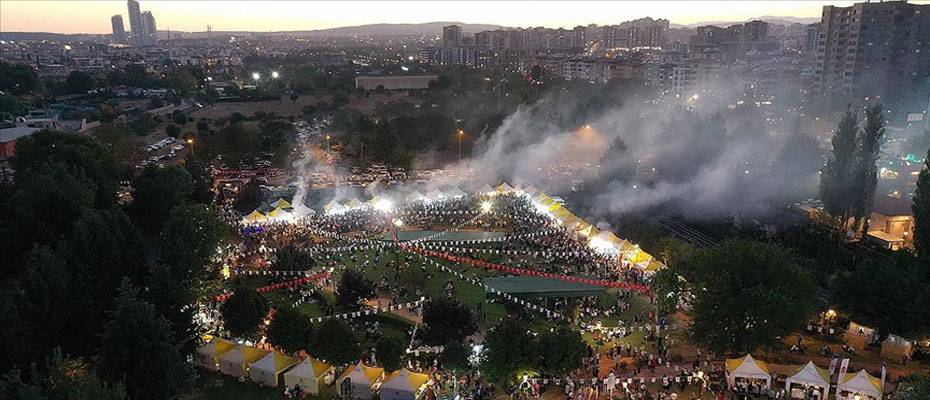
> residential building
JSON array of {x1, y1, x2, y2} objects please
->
[
  {"x1": 127, "y1": 0, "x2": 143, "y2": 46},
  {"x1": 111, "y1": 15, "x2": 126, "y2": 43}
]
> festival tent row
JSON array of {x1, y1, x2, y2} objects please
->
[
  {"x1": 727, "y1": 355, "x2": 885, "y2": 400},
  {"x1": 242, "y1": 197, "x2": 299, "y2": 224},
  {"x1": 195, "y1": 337, "x2": 337, "y2": 394}
]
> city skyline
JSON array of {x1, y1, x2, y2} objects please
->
[{"x1": 0, "y1": 0, "x2": 885, "y2": 34}]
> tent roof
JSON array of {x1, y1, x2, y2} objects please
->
[
  {"x1": 477, "y1": 184, "x2": 495, "y2": 194},
  {"x1": 345, "y1": 198, "x2": 363, "y2": 208},
  {"x1": 285, "y1": 357, "x2": 332, "y2": 380},
  {"x1": 406, "y1": 191, "x2": 426, "y2": 202},
  {"x1": 426, "y1": 189, "x2": 445, "y2": 199},
  {"x1": 788, "y1": 362, "x2": 830, "y2": 387},
  {"x1": 447, "y1": 187, "x2": 467, "y2": 197},
  {"x1": 840, "y1": 370, "x2": 882, "y2": 395},
  {"x1": 726, "y1": 355, "x2": 770, "y2": 378},
  {"x1": 324, "y1": 200, "x2": 343, "y2": 212},
  {"x1": 268, "y1": 206, "x2": 291, "y2": 218},
  {"x1": 484, "y1": 275, "x2": 606, "y2": 298},
  {"x1": 271, "y1": 198, "x2": 292, "y2": 209},
  {"x1": 339, "y1": 362, "x2": 384, "y2": 385},
  {"x1": 382, "y1": 369, "x2": 430, "y2": 392},
  {"x1": 197, "y1": 337, "x2": 235, "y2": 357},
  {"x1": 497, "y1": 182, "x2": 514, "y2": 192},
  {"x1": 523, "y1": 185, "x2": 539, "y2": 197},
  {"x1": 243, "y1": 210, "x2": 267, "y2": 223},
  {"x1": 220, "y1": 345, "x2": 268, "y2": 365},
  {"x1": 251, "y1": 351, "x2": 297, "y2": 374}
]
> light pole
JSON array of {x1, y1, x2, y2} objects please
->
[
  {"x1": 186, "y1": 137, "x2": 195, "y2": 156},
  {"x1": 325, "y1": 134, "x2": 331, "y2": 152},
  {"x1": 456, "y1": 129, "x2": 464, "y2": 161}
]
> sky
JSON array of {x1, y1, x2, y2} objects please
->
[{"x1": 0, "y1": 0, "x2": 908, "y2": 34}]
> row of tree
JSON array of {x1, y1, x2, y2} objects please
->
[{"x1": 0, "y1": 130, "x2": 228, "y2": 399}]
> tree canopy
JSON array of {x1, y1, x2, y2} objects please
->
[
  {"x1": 420, "y1": 297, "x2": 477, "y2": 346},
  {"x1": 311, "y1": 319, "x2": 360, "y2": 366},
  {"x1": 336, "y1": 269, "x2": 375, "y2": 308},
  {"x1": 220, "y1": 287, "x2": 269, "y2": 340},
  {"x1": 266, "y1": 306, "x2": 314, "y2": 355},
  {"x1": 687, "y1": 240, "x2": 817, "y2": 354}
]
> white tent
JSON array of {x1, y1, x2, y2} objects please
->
[
  {"x1": 335, "y1": 362, "x2": 384, "y2": 400},
  {"x1": 837, "y1": 370, "x2": 883, "y2": 400},
  {"x1": 324, "y1": 200, "x2": 345, "y2": 214},
  {"x1": 194, "y1": 337, "x2": 235, "y2": 371},
  {"x1": 446, "y1": 187, "x2": 467, "y2": 198},
  {"x1": 380, "y1": 368, "x2": 430, "y2": 400},
  {"x1": 725, "y1": 354, "x2": 771, "y2": 389},
  {"x1": 785, "y1": 362, "x2": 831, "y2": 399},
  {"x1": 426, "y1": 189, "x2": 445, "y2": 201},
  {"x1": 249, "y1": 351, "x2": 298, "y2": 387},
  {"x1": 344, "y1": 197, "x2": 363, "y2": 209},
  {"x1": 497, "y1": 182, "x2": 514, "y2": 193},
  {"x1": 406, "y1": 191, "x2": 427, "y2": 203},
  {"x1": 477, "y1": 184, "x2": 495, "y2": 196},
  {"x1": 284, "y1": 357, "x2": 334, "y2": 395},
  {"x1": 218, "y1": 345, "x2": 268, "y2": 378}
]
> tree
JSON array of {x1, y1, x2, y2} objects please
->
[
  {"x1": 129, "y1": 165, "x2": 194, "y2": 235},
  {"x1": 166, "y1": 124, "x2": 181, "y2": 138},
  {"x1": 830, "y1": 257, "x2": 930, "y2": 337},
  {"x1": 220, "y1": 287, "x2": 269, "y2": 340},
  {"x1": 896, "y1": 373, "x2": 930, "y2": 400},
  {"x1": 172, "y1": 110, "x2": 188, "y2": 126},
  {"x1": 0, "y1": 349, "x2": 126, "y2": 400},
  {"x1": 651, "y1": 268, "x2": 683, "y2": 315},
  {"x1": 375, "y1": 335, "x2": 406, "y2": 371},
  {"x1": 688, "y1": 240, "x2": 817, "y2": 354},
  {"x1": 159, "y1": 203, "x2": 227, "y2": 280},
  {"x1": 913, "y1": 149, "x2": 930, "y2": 259},
  {"x1": 0, "y1": 62, "x2": 38, "y2": 95},
  {"x1": 850, "y1": 104, "x2": 885, "y2": 232},
  {"x1": 98, "y1": 280, "x2": 193, "y2": 400},
  {"x1": 311, "y1": 319, "x2": 360, "y2": 366},
  {"x1": 143, "y1": 264, "x2": 202, "y2": 358},
  {"x1": 421, "y1": 297, "x2": 477, "y2": 346},
  {"x1": 820, "y1": 108, "x2": 859, "y2": 230},
  {"x1": 439, "y1": 342, "x2": 471, "y2": 373},
  {"x1": 183, "y1": 155, "x2": 215, "y2": 204},
  {"x1": 273, "y1": 244, "x2": 316, "y2": 271},
  {"x1": 266, "y1": 306, "x2": 313, "y2": 355},
  {"x1": 234, "y1": 179, "x2": 263, "y2": 214},
  {"x1": 481, "y1": 319, "x2": 536, "y2": 386},
  {"x1": 336, "y1": 269, "x2": 375, "y2": 308},
  {"x1": 65, "y1": 71, "x2": 95, "y2": 94},
  {"x1": 536, "y1": 326, "x2": 587, "y2": 376}
]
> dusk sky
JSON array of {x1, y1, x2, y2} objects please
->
[{"x1": 0, "y1": 1, "x2": 879, "y2": 34}]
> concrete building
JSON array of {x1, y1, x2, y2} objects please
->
[
  {"x1": 127, "y1": 0, "x2": 143, "y2": 46},
  {"x1": 866, "y1": 195, "x2": 915, "y2": 250},
  {"x1": 141, "y1": 11, "x2": 157, "y2": 46},
  {"x1": 111, "y1": 15, "x2": 126, "y2": 43},
  {"x1": 442, "y1": 25, "x2": 462, "y2": 49},
  {"x1": 814, "y1": 1, "x2": 930, "y2": 118}
]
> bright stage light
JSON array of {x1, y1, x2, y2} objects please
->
[
  {"x1": 393, "y1": 218, "x2": 404, "y2": 227},
  {"x1": 481, "y1": 201, "x2": 493, "y2": 213},
  {"x1": 374, "y1": 199, "x2": 393, "y2": 212}
]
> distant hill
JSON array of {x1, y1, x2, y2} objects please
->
[{"x1": 678, "y1": 15, "x2": 819, "y2": 28}]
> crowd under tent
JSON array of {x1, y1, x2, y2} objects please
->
[
  {"x1": 218, "y1": 345, "x2": 268, "y2": 378},
  {"x1": 249, "y1": 350, "x2": 298, "y2": 387},
  {"x1": 380, "y1": 368, "x2": 431, "y2": 400},
  {"x1": 836, "y1": 370, "x2": 883, "y2": 400},
  {"x1": 194, "y1": 337, "x2": 235, "y2": 371},
  {"x1": 406, "y1": 191, "x2": 427, "y2": 203},
  {"x1": 785, "y1": 361, "x2": 831, "y2": 399},
  {"x1": 336, "y1": 362, "x2": 384, "y2": 400},
  {"x1": 242, "y1": 210, "x2": 267, "y2": 224},
  {"x1": 725, "y1": 354, "x2": 771, "y2": 389},
  {"x1": 270, "y1": 198, "x2": 293, "y2": 209},
  {"x1": 284, "y1": 357, "x2": 334, "y2": 395}
]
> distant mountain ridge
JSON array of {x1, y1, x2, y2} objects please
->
[{"x1": 0, "y1": 17, "x2": 821, "y2": 42}]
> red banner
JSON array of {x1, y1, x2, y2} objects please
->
[{"x1": 215, "y1": 271, "x2": 330, "y2": 302}]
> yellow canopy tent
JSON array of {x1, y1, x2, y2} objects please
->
[
  {"x1": 336, "y1": 362, "x2": 384, "y2": 400},
  {"x1": 271, "y1": 198, "x2": 292, "y2": 209},
  {"x1": 786, "y1": 361, "x2": 832, "y2": 400},
  {"x1": 243, "y1": 210, "x2": 267, "y2": 224},
  {"x1": 629, "y1": 248, "x2": 653, "y2": 264},
  {"x1": 249, "y1": 350, "x2": 298, "y2": 387},
  {"x1": 497, "y1": 182, "x2": 514, "y2": 193},
  {"x1": 380, "y1": 369, "x2": 431, "y2": 400},
  {"x1": 268, "y1": 206, "x2": 291, "y2": 220},
  {"x1": 642, "y1": 259, "x2": 665, "y2": 273},
  {"x1": 725, "y1": 354, "x2": 771, "y2": 389},
  {"x1": 194, "y1": 337, "x2": 235, "y2": 371},
  {"x1": 284, "y1": 356, "x2": 334, "y2": 395},
  {"x1": 837, "y1": 370, "x2": 883, "y2": 400},
  {"x1": 219, "y1": 345, "x2": 268, "y2": 378}
]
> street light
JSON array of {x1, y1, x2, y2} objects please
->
[
  {"x1": 186, "y1": 137, "x2": 195, "y2": 156},
  {"x1": 271, "y1": 71, "x2": 280, "y2": 79},
  {"x1": 325, "y1": 134, "x2": 331, "y2": 152},
  {"x1": 456, "y1": 129, "x2": 465, "y2": 161},
  {"x1": 251, "y1": 72, "x2": 260, "y2": 81}
]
